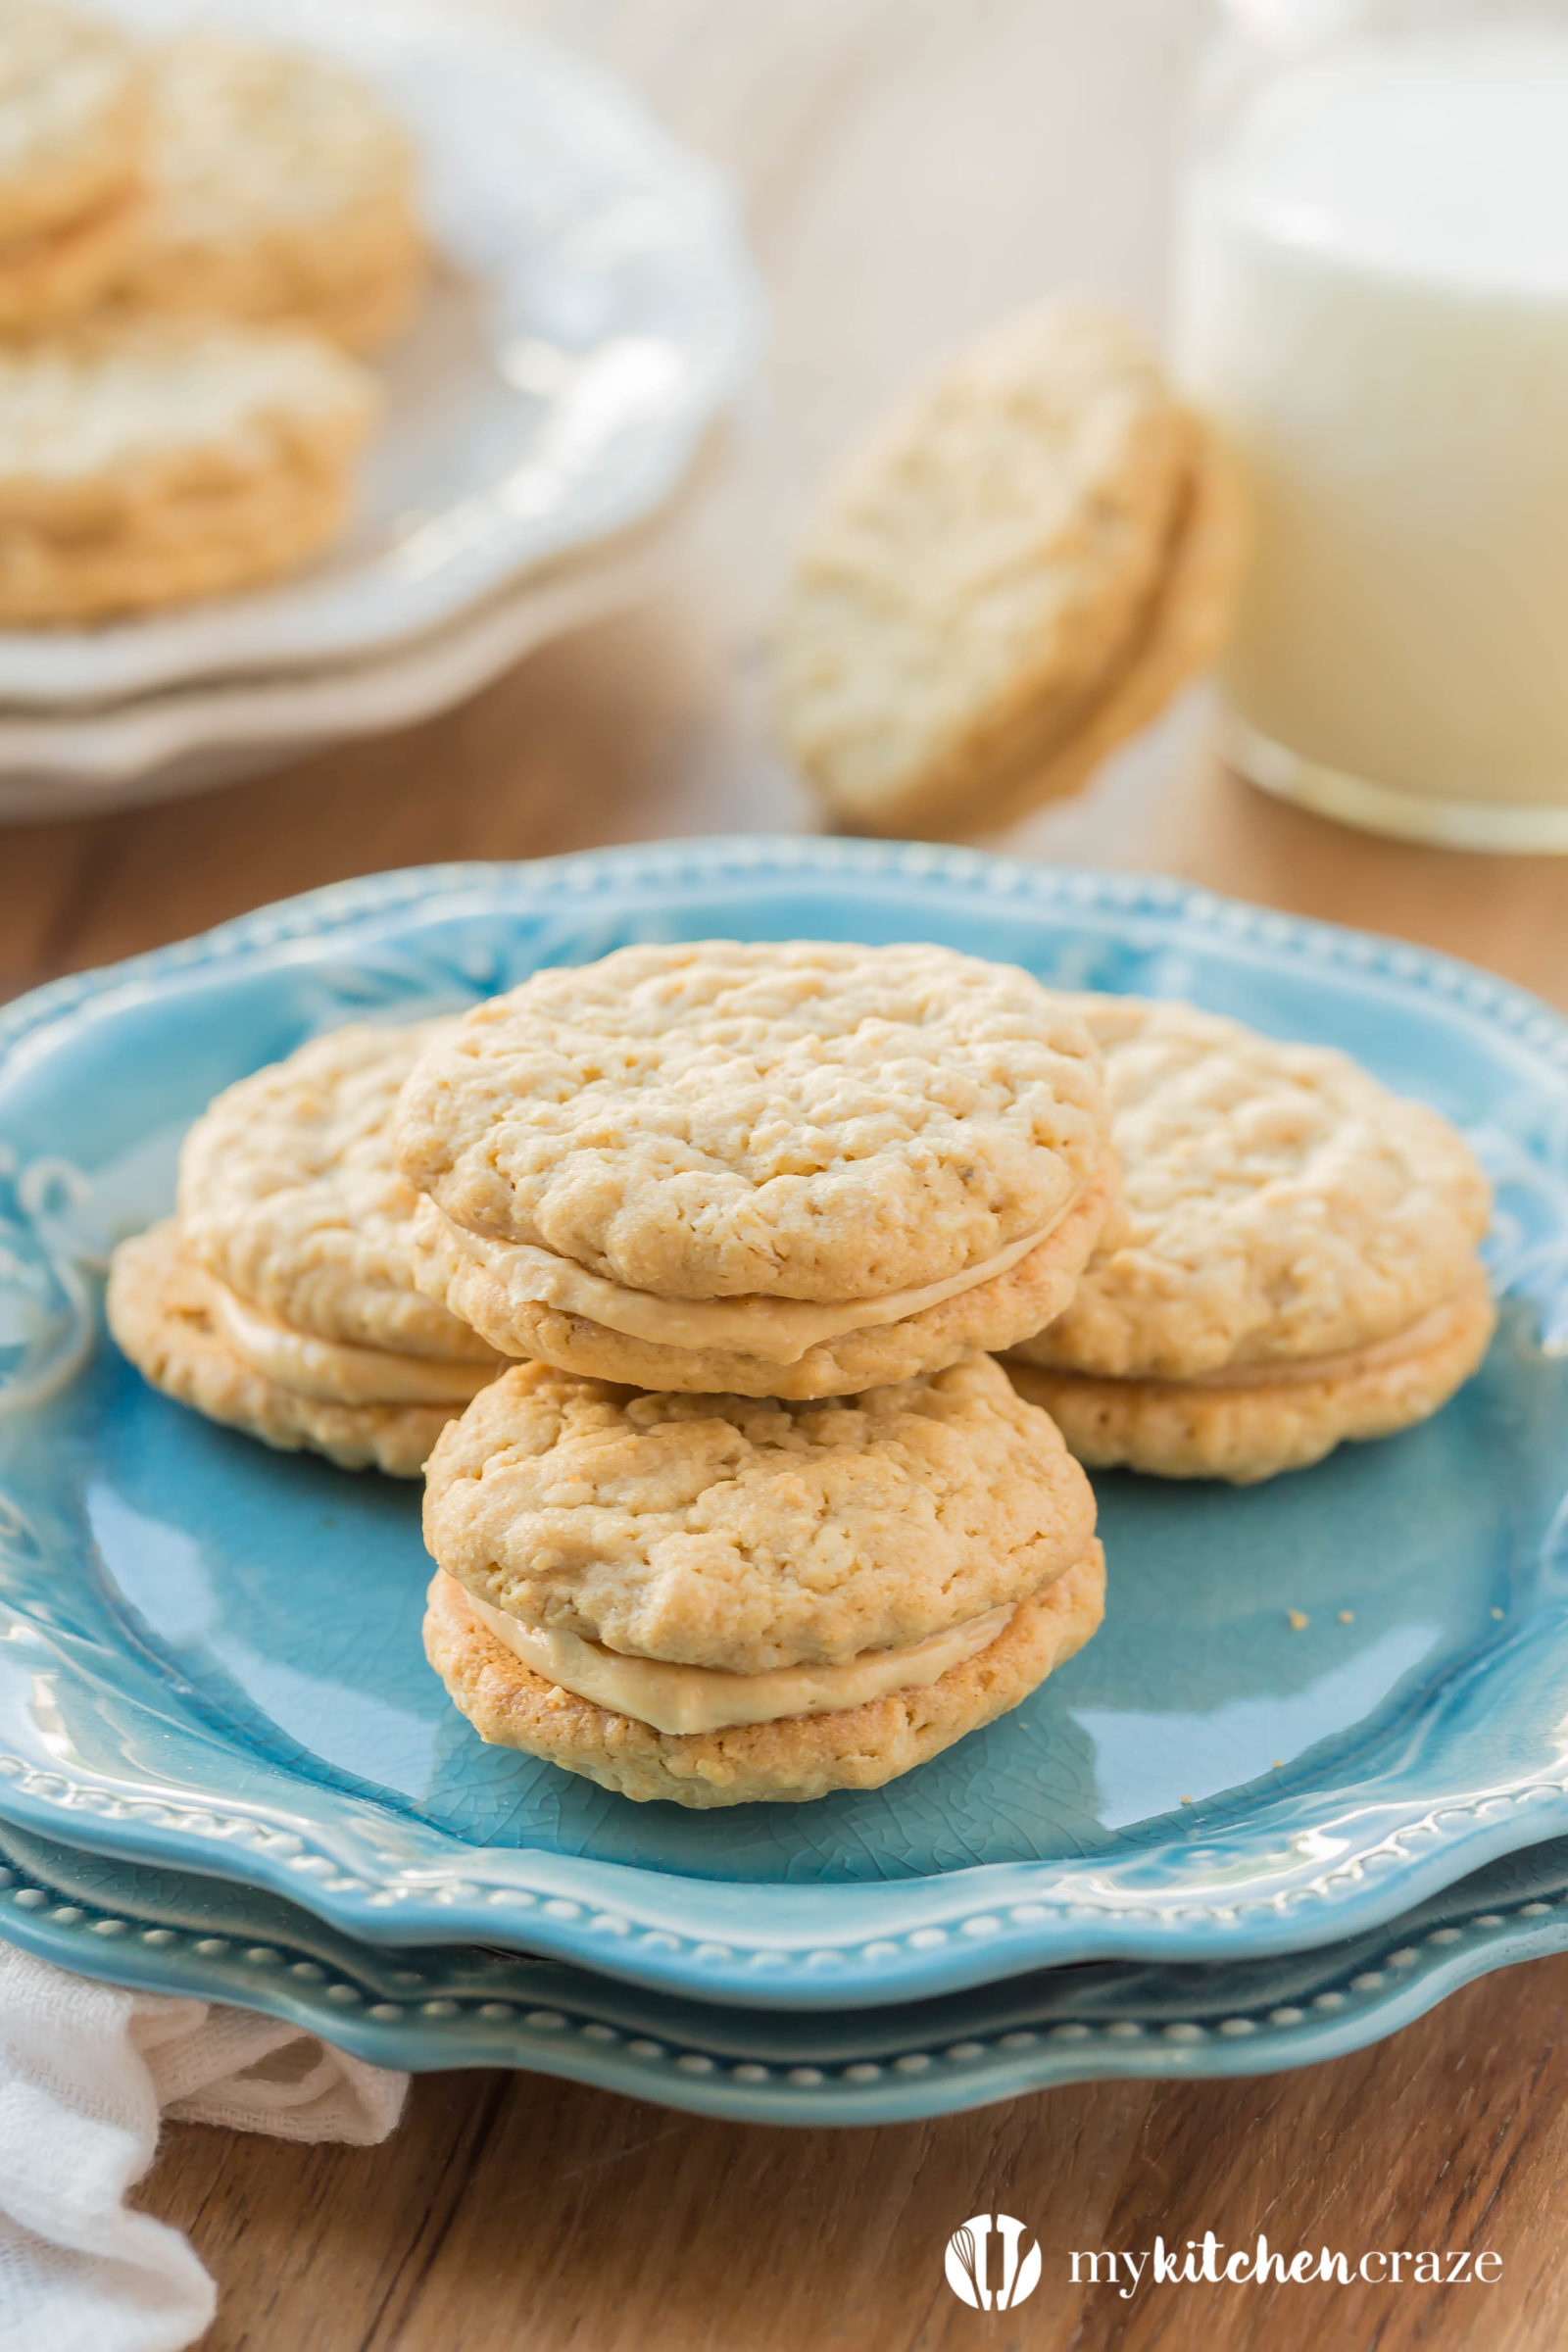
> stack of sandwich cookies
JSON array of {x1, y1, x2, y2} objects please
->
[
  {"x1": 421, "y1": 1354, "x2": 1104, "y2": 1806},
  {"x1": 0, "y1": 1, "x2": 148, "y2": 335},
  {"x1": 1005, "y1": 998, "x2": 1495, "y2": 1483},
  {"x1": 108, "y1": 1021, "x2": 504, "y2": 1476},
  {"x1": 396, "y1": 941, "x2": 1117, "y2": 1399}
]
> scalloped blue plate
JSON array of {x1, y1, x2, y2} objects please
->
[
  {"x1": 2, "y1": 840, "x2": 1567, "y2": 2010},
  {"x1": 1, "y1": 1817, "x2": 1567, "y2": 2125}
]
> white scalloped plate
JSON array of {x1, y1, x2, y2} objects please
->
[
  {"x1": 0, "y1": 534, "x2": 663, "y2": 820},
  {"x1": 0, "y1": 0, "x2": 760, "y2": 707},
  {"x1": 1, "y1": 841, "x2": 1567, "y2": 2010}
]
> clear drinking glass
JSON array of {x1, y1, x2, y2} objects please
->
[{"x1": 1175, "y1": 0, "x2": 1568, "y2": 850}]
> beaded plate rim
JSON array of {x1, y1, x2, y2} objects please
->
[{"x1": 0, "y1": 1817, "x2": 1565, "y2": 2127}]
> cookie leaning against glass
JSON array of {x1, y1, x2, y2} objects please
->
[
  {"x1": 421, "y1": 1353, "x2": 1104, "y2": 1806},
  {"x1": 108, "y1": 1021, "x2": 505, "y2": 1476},
  {"x1": 772, "y1": 305, "x2": 1247, "y2": 842},
  {"x1": 1004, "y1": 997, "x2": 1495, "y2": 1483},
  {"x1": 395, "y1": 940, "x2": 1118, "y2": 1398}
]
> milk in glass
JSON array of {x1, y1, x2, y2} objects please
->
[{"x1": 1178, "y1": 26, "x2": 1568, "y2": 847}]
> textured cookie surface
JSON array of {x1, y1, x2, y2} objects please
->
[
  {"x1": 773, "y1": 307, "x2": 1222, "y2": 837},
  {"x1": 108, "y1": 1219, "x2": 455, "y2": 1478},
  {"x1": 422, "y1": 1352, "x2": 1097, "y2": 1675},
  {"x1": 180, "y1": 1018, "x2": 495, "y2": 1360},
  {"x1": 1008, "y1": 1266, "x2": 1495, "y2": 1484},
  {"x1": 423, "y1": 1541, "x2": 1104, "y2": 1807},
  {"x1": 114, "y1": 33, "x2": 423, "y2": 351},
  {"x1": 0, "y1": 0, "x2": 146, "y2": 243},
  {"x1": 1012, "y1": 997, "x2": 1493, "y2": 1379},
  {"x1": 0, "y1": 319, "x2": 378, "y2": 621},
  {"x1": 412, "y1": 1155, "x2": 1114, "y2": 1398},
  {"x1": 396, "y1": 941, "x2": 1108, "y2": 1303}
]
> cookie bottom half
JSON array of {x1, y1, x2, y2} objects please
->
[
  {"x1": 412, "y1": 1158, "x2": 1117, "y2": 1402},
  {"x1": 107, "y1": 1219, "x2": 459, "y2": 1478},
  {"x1": 422, "y1": 1542, "x2": 1106, "y2": 1808},
  {"x1": 1005, "y1": 1268, "x2": 1496, "y2": 1484}
]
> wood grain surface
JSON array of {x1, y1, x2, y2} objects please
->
[{"x1": 5, "y1": 4, "x2": 1568, "y2": 2346}]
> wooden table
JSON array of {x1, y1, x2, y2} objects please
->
[{"x1": 6, "y1": 4, "x2": 1568, "y2": 2344}]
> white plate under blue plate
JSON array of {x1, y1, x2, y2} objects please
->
[
  {"x1": 0, "y1": 0, "x2": 760, "y2": 706},
  {"x1": 1, "y1": 839, "x2": 1567, "y2": 2009},
  {"x1": 0, "y1": 1818, "x2": 1566, "y2": 2126}
]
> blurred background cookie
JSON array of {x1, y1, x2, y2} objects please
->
[
  {"x1": 772, "y1": 305, "x2": 1246, "y2": 842},
  {"x1": 0, "y1": 0, "x2": 148, "y2": 334},
  {"x1": 110, "y1": 30, "x2": 426, "y2": 354},
  {"x1": 0, "y1": 318, "x2": 379, "y2": 622}
]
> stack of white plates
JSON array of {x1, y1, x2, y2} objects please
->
[{"x1": 0, "y1": 0, "x2": 762, "y2": 823}]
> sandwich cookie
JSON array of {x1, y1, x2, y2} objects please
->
[
  {"x1": 0, "y1": 318, "x2": 378, "y2": 622},
  {"x1": 108, "y1": 1020, "x2": 505, "y2": 1476},
  {"x1": 396, "y1": 939, "x2": 1116, "y2": 1398},
  {"x1": 112, "y1": 32, "x2": 425, "y2": 353},
  {"x1": 0, "y1": 1, "x2": 149, "y2": 335},
  {"x1": 421, "y1": 1352, "x2": 1105, "y2": 1806},
  {"x1": 772, "y1": 305, "x2": 1246, "y2": 842},
  {"x1": 1005, "y1": 997, "x2": 1495, "y2": 1482}
]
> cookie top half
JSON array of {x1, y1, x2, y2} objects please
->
[
  {"x1": 422, "y1": 1352, "x2": 1097, "y2": 1675},
  {"x1": 395, "y1": 941, "x2": 1109, "y2": 1304},
  {"x1": 0, "y1": 1, "x2": 146, "y2": 243},
  {"x1": 179, "y1": 1018, "x2": 495, "y2": 1362},
  {"x1": 1018, "y1": 997, "x2": 1493, "y2": 1379}
]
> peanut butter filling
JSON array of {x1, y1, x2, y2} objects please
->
[
  {"x1": 424, "y1": 1199, "x2": 1078, "y2": 1368},
  {"x1": 212, "y1": 1282, "x2": 499, "y2": 1407},
  {"x1": 462, "y1": 1582, "x2": 1018, "y2": 1735}
]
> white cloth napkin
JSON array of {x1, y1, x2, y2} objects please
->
[{"x1": 0, "y1": 1943, "x2": 408, "y2": 2352}]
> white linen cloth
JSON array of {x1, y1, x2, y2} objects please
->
[{"x1": 0, "y1": 1943, "x2": 408, "y2": 2352}]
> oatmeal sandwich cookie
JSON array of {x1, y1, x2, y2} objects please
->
[
  {"x1": 0, "y1": 318, "x2": 378, "y2": 623},
  {"x1": 108, "y1": 1020, "x2": 504, "y2": 1477},
  {"x1": 0, "y1": 1, "x2": 149, "y2": 335},
  {"x1": 1005, "y1": 998, "x2": 1495, "y2": 1483},
  {"x1": 112, "y1": 31, "x2": 425, "y2": 353},
  {"x1": 772, "y1": 306, "x2": 1246, "y2": 841},
  {"x1": 421, "y1": 1353, "x2": 1105, "y2": 1806},
  {"x1": 396, "y1": 940, "x2": 1117, "y2": 1398}
]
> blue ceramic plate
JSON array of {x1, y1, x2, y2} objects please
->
[
  {"x1": 2, "y1": 840, "x2": 1567, "y2": 2010},
  {"x1": 0, "y1": 1816, "x2": 1566, "y2": 2126}
]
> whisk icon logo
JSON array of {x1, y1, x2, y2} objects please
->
[{"x1": 945, "y1": 2214, "x2": 1042, "y2": 2310}]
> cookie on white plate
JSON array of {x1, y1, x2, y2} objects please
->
[
  {"x1": 114, "y1": 32, "x2": 425, "y2": 353},
  {"x1": 0, "y1": 0, "x2": 149, "y2": 334},
  {"x1": 0, "y1": 318, "x2": 379, "y2": 622}
]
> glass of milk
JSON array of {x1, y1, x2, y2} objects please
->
[{"x1": 1177, "y1": 0, "x2": 1568, "y2": 849}]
